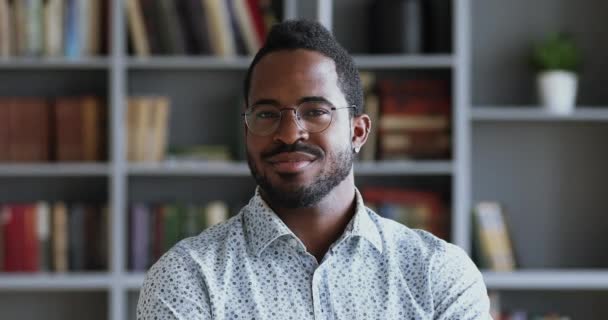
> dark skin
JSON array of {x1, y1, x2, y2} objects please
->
[{"x1": 246, "y1": 49, "x2": 371, "y2": 262}]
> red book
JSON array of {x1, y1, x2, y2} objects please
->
[
  {"x1": 22, "y1": 205, "x2": 39, "y2": 272},
  {"x1": 246, "y1": 0, "x2": 266, "y2": 44},
  {"x1": 3, "y1": 205, "x2": 26, "y2": 271},
  {"x1": 153, "y1": 205, "x2": 165, "y2": 261},
  {"x1": 377, "y1": 79, "x2": 450, "y2": 115}
]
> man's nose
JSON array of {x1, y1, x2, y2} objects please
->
[{"x1": 273, "y1": 109, "x2": 309, "y2": 145}]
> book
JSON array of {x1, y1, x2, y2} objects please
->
[
  {"x1": 205, "y1": 201, "x2": 229, "y2": 227},
  {"x1": 0, "y1": 98, "x2": 11, "y2": 161},
  {"x1": 232, "y1": 0, "x2": 261, "y2": 55},
  {"x1": 0, "y1": 0, "x2": 11, "y2": 57},
  {"x1": 36, "y1": 202, "x2": 51, "y2": 271},
  {"x1": 68, "y1": 203, "x2": 86, "y2": 271},
  {"x1": 423, "y1": 0, "x2": 452, "y2": 53},
  {"x1": 129, "y1": 201, "x2": 230, "y2": 270},
  {"x1": 0, "y1": 206, "x2": 6, "y2": 270},
  {"x1": 370, "y1": 0, "x2": 424, "y2": 54},
  {"x1": 55, "y1": 96, "x2": 105, "y2": 162},
  {"x1": 63, "y1": 0, "x2": 81, "y2": 57},
  {"x1": 81, "y1": 96, "x2": 105, "y2": 161},
  {"x1": 127, "y1": 96, "x2": 171, "y2": 162},
  {"x1": 44, "y1": 0, "x2": 64, "y2": 57},
  {"x1": 376, "y1": 78, "x2": 451, "y2": 160},
  {"x1": 176, "y1": 0, "x2": 211, "y2": 54},
  {"x1": 8, "y1": 98, "x2": 50, "y2": 162},
  {"x1": 150, "y1": 97, "x2": 170, "y2": 162},
  {"x1": 139, "y1": 0, "x2": 162, "y2": 54},
  {"x1": 226, "y1": 0, "x2": 248, "y2": 55},
  {"x1": 363, "y1": 187, "x2": 448, "y2": 240},
  {"x1": 52, "y1": 202, "x2": 68, "y2": 272},
  {"x1": 474, "y1": 202, "x2": 516, "y2": 271},
  {"x1": 126, "y1": 0, "x2": 150, "y2": 57},
  {"x1": 130, "y1": 203, "x2": 151, "y2": 271},
  {"x1": 245, "y1": 0, "x2": 266, "y2": 45},
  {"x1": 22, "y1": 204, "x2": 39, "y2": 272},
  {"x1": 156, "y1": 0, "x2": 186, "y2": 54},
  {"x1": 203, "y1": 0, "x2": 236, "y2": 56},
  {"x1": 86, "y1": 0, "x2": 101, "y2": 55}
]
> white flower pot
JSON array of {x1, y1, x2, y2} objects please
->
[{"x1": 537, "y1": 70, "x2": 578, "y2": 115}]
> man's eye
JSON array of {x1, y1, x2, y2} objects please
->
[
  {"x1": 256, "y1": 111, "x2": 280, "y2": 119},
  {"x1": 303, "y1": 109, "x2": 330, "y2": 117}
]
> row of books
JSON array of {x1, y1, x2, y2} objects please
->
[
  {"x1": 0, "y1": 96, "x2": 107, "y2": 162},
  {"x1": 126, "y1": 96, "x2": 170, "y2": 162},
  {"x1": 129, "y1": 201, "x2": 229, "y2": 271},
  {"x1": 370, "y1": 0, "x2": 452, "y2": 54},
  {"x1": 473, "y1": 201, "x2": 517, "y2": 271},
  {"x1": 0, "y1": 202, "x2": 108, "y2": 272},
  {"x1": 127, "y1": 0, "x2": 281, "y2": 57},
  {"x1": 362, "y1": 187, "x2": 449, "y2": 240},
  {"x1": 489, "y1": 292, "x2": 571, "y2": 320},
  {"x1": 0, "y1": 0, "x2": 108, "y2": 58},
  {"x1": 359, "y1": 72, "x2": 452, "y2": 161}
]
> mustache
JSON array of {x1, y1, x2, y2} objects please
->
[{"x1": 261, "y1": 142, "x2": 324, "y2": 159}]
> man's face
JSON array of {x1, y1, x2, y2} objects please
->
[{"x1": 246, "y1": 49, "x2": 354, "y2": 208}]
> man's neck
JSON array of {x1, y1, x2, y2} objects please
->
[{"x1": 266, "y1": 176, "x2": 357, "y2": 263}]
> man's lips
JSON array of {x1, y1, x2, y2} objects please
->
[{"x1": 265, "y1": 152, "x2": 317, "y2": 173}]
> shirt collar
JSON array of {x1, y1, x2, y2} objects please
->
[{"x1": 243, "y1": 187, "x2": 383, "y2": 257}]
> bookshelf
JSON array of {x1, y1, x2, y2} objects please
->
[{"x1": 1, "y1": 0, "x2": 607, "y2": 319}]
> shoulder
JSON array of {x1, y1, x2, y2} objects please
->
[
  {"x1": 150, "y1": 213, "x2": 246, "y2": 275},
  {"x1": 369, "y1": 209, "x2": 446, "y2": 257},
  {"x1": 370, "y1": 208, "x2": 479, "y2": 276}
]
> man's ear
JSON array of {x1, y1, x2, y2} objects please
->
[{"x1": 351, "y1": 113, "x2": 371, "y2": 153}]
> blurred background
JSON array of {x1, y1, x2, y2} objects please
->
[{"x1": 0, "y1": 0, "x2": 607, "y2": 319}]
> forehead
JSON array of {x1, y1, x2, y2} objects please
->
[{"x1": 248, "y1": 49, "x2": 344, "y2": 104}]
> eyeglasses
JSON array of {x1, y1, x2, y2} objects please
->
[{"x1": 242, "y1": 101, "x2": 355, "y2": 136}]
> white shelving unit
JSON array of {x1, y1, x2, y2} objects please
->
[{"x1": 2, "y1": 0, "x2": 608, "y2": 319}]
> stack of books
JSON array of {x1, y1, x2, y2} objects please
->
[
  {"x1": 126, "y1": 0, "x2": 282, "y2": 57},
  {"x1": 0, "y1": 202, "x2": 108, "y2": 272}
]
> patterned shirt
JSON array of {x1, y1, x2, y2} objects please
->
[{"x1": 137, "y1": 188, "x2": 491, "y2": 319}]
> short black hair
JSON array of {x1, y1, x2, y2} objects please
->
[{"x1": 244, "y1": 19, "x2": 363, "y2": 116}]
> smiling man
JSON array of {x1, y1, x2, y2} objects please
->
[{"x1": 137, "y1": 20, "x2": 491, "y2": 320}]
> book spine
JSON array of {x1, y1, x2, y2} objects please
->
[
  {"x1": 36, "y1": 202, "x2": 51, "y2": 271},
  {"x1": 52, "y1": 202, "x2": 68, "y2": 272},
  {"x1": 68, "y1": 203, "x2": 85, "y2": 271},
  {"x1": 131, "y1": 203, "x2": 150, "y2": 271},
  {"x1": 0, "y1": 0, "x2": 11, "y2": 57},
  {"x1": 0, "y1": 98, "x2": 11, "y2": 161}
]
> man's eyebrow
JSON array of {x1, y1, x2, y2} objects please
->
[
  {"x1": 249, "y1": 98, "x2": 280, "y2": 107},
  {"x1": 250, "y1": 96, "x2": 334, "y2": 107},
  {"x1": 297, "y1": 96, "x2": 333, "y2": 105}
]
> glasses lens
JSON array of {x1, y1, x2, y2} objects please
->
[
  {"x1": 246, "y1": 104, "x2": 280, "y2": 135},
  {"x1": 297, "y1": 101, "x2": 333, "y2": 133}
]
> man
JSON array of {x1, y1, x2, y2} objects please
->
[{"x1": 138, "y1": 20, "x2": 491, "y2": 319}]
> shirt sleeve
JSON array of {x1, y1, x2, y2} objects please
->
[
  {"x1": 430, "y1": 242, "x2": 493, "y2": 320},
  {"x1": 137, "y1": 244, "x2": 212, "y2": 320}
]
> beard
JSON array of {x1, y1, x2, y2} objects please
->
[{"x1": 247, "y1": 142, "x2": 353, "y2": 208}]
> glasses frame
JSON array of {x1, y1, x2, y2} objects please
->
[{"x1": 241, "y1": 103, "x2": 356, "y2": 137}]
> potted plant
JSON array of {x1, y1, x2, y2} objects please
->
[{"x1": 532, "y1": 33, "x2": 581, "y2": 115}]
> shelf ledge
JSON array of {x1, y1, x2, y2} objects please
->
[
  {"x1": 0, "y1": 273, "x2": 113, "y2": 290},
  {"x1": 127, "y1": 56, "x2": 253, "y2": 69},
  {"x1": 128, "y1": 160, "x2": 452, "y2": 176},
  {"x1": 472, "y1": 106, "x2": 608, "y2": 122},
  {"x1": 353, "y1": 54, "x2": 454, "y2": 69},
  {"x1": 0, "y1": 57, "x2": 110, "y2": 69},
  {"x1": 0, "y1": 163, "x2": 110, "y2": 177},
  {"x1": 483, "y1": 270, "x2": 608, "y2": 290}
]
